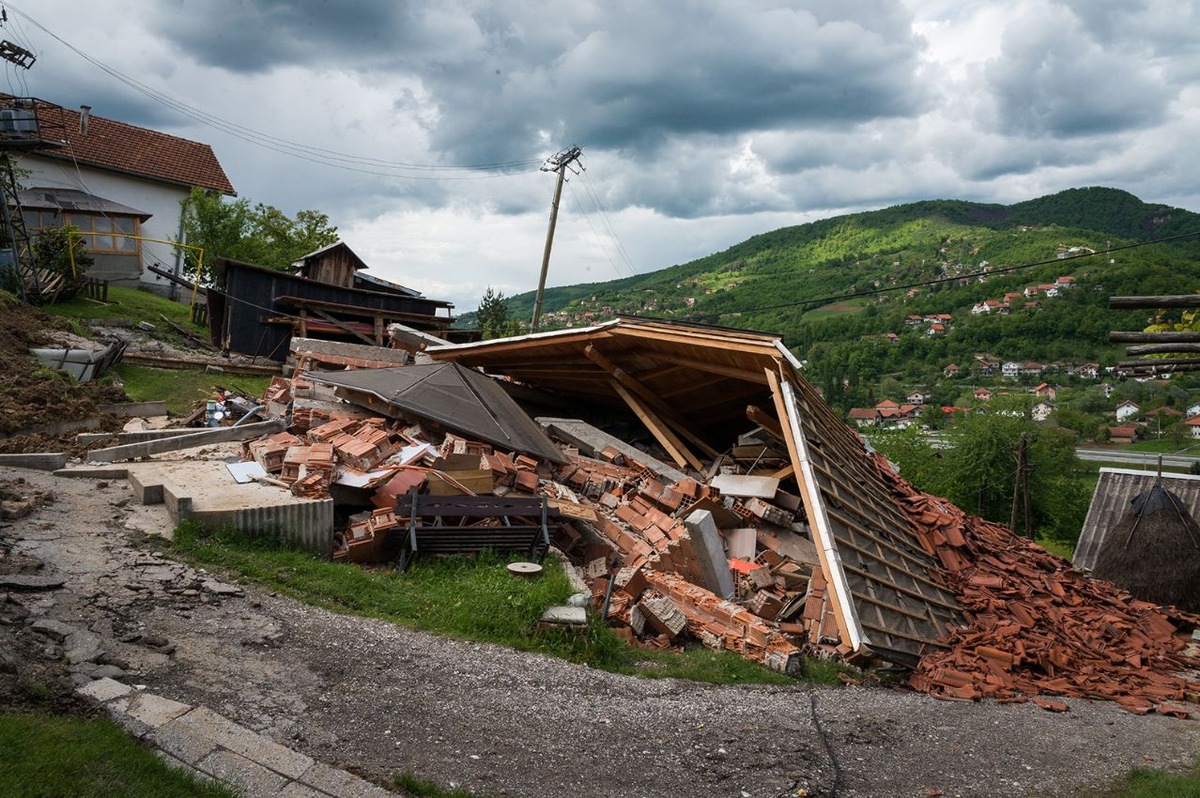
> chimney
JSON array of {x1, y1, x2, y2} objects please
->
[{"x1": 79, "y1": 105, "x2": 91, "y2": 136}]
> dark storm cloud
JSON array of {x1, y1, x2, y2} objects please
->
[
  {"x1": 146, "y1": 1, "x2": 929, "y2": 166},
  {"x1": 144, "y1": 1, "x2": 416, "y2": 73},
  {"x1": 981, "y1": 3, "x2": 1174, "y2": 138}
]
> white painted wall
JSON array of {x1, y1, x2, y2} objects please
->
[{"x1": 16, "y1": 154, "x2": 192, "y2": 291}]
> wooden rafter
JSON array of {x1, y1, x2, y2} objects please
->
[
  {"x1": 654, "y1": 354, "x2": 771, "y2": 384},
  {"x1": 1110, "y1": 331, "x2": 1200, "y2": 343},
  {"x1": 312, "y1": 308, "x2": 379, "y2": 346},
  {"x1": 610, "y1": 381, "x2": 704, "y2": 471},
  {"x1": 583, "y1": 344, "x2": 720, "y2": 460}
]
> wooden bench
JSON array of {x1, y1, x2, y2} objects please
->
[{"x1": 393, "y1": 493, "x2": 559, "y2": 572}]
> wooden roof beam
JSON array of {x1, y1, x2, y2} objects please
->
[
  {"x1": 765, "y1": 366, "x2": 861, "y2": 652},
  {"x1": 746, "y1": 404, "x2": 784, "y2": 440},
  {"x1": 584, "y1": 344, "x2": 720, "y2": 460},
  {"x1": 654, "y1": 354, "x2": 771, "y2": 385},
  {"x1": 1111, "y1": 331, "x2": 1200, "y2": 343},
  {"x1": 610, "y1": 381, "x2": 704, "y2": 471}
]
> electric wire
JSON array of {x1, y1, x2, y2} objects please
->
[
  {"x1": 563, "y1": 178, "x2": 634, "y2": 281},
  {"x1": 577, "y1": 168, "x2": 639, "y2": 276}
]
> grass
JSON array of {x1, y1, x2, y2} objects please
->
[
  {"x1": 802, "y1": 297, "x2": 870, "y2": 320},
  {"x1": 1110, "y1": 762, "x2": 1200, "y2": 797},
  {"x1": 1034, "y1": 537, "x2": 1075, "y2": 560},
  {"x1": 47, "y1": 285, "x2": 200, "y2": 328},
  {"x1": 44, "y1": 285, "x2": 275, "y2": 416},
  {"x1": 109, "y1": 365, "x2": 271, "y2": 417},
  {"x1": 0, "y1": 712, "x2": 238, "y2": 798},
  {"x1": 166, "y1": 521, "x2": 828, "y2": 687},
  {"x1": 395, "y1": 771, "x2": 477, "y2": 798}
]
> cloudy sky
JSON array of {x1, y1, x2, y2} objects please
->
[{"x1": 7, "y1": 1, "x2": 1200, "y2": 313}]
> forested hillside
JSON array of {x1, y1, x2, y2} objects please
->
[{"x1": 494, "y1": 187, "x2": 1200, "y2": 412}]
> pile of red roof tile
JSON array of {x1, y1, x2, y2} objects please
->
[{"x1": 877, "y1": 455, "x2": 1200, "y2": 715}]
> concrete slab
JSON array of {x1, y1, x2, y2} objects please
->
[
  {"x1": 197, "y1": 749, "x2": 290, "y2": 795},
  {"x1": 78, "y1": 677, "x2": 133, "y2": 703},
  {"x1": 124, "y1": 460, "x2": 333, "y2": 553},
  {"x1": 149, "y1": 718, "x2": 222, "y2": 766},
  {"x1": 53, "y1": 466, "x2": 131, "y2": 479},
  {"x1": 86, "y1": 419, "x2": 286, "y2": 463},
  {"x1": 0, "y1": 453, "x2": 67, "y2": 470},
  {"x1": 124, "y1": 692, "x2": 193, "y2": 727},
  {"x1": 176, "y1": 706, "x2": 315, "y2": 779},
  {"x1": 298, "y1": 761, "x2": 397, "y2": 798},
  {"x1": 541, "y1": 605, "x2": 588, "y2": 625},
  {"x1": 537, "y1": 417, "x2": 687, "y2": 483},
  {"x1": 279, "y1": 782, "x2": 328, "y2": 798},
  {"x1": 684, "y1": 509, "x2": 736, "y2": 599}
]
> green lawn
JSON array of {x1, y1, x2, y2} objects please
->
[
  {"x1": 0, "y1": 712, "x2": 238, "y2": 798},
  {"x1": 48, "y1": 286, "x2": 201, "y2": 328},
  {"x1": 802, "y1": 297, "x2": 870, "y2": 320},
  {"x1": 167, "y1": 522, "x2": 819, "y2": 687},
  {"x1": 1110, "y1": 762, "x2": 1200, "y2": 797},
  {"x1": 110, "y1": 365, "x2": 271, "y2": 417}
]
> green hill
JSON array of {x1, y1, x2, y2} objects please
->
[{"x1": 489, "y1": 187, "x2": 1200, "y2": 412}]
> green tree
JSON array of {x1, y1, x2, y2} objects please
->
[
  {"x1": 870, "y1": 426, "x2": 947, "y2": 495},
  {"x1": 177, "y1": 189, "x2": 338, "y2": 283},
  {"x1": 476, "y1": 287, "x2": 522, "y2": 339},
  {"x1": 29, "y1": 225, "x2": 93, "y2": 301},
  {"x1": 937, "y1": 407, "x2": 1088, "y2": 543}
]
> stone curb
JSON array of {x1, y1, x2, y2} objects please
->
[{"x1": 77, "y1": 678, "x2": 395, "y2": 797}]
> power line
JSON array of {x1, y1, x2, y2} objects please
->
[
  {"x1": 576, "y1": 168, "x2": 639, "y2": 276},
  {"x1": 5, "y1": 4, "x2": 545, "y2": 180},
  {"x1": 563, "y1": 180, "x2": 631, "y2": 280}
]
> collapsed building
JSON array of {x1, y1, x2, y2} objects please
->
[{"x1": 108, "y1": 317, "x2": 1200, "y2": 715}]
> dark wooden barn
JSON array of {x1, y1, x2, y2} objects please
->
[{"x1": 207, "y1": 255, "x2": 454, "y2": 361}]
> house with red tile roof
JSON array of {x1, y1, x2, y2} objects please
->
[
  {"x1": 10, "y1": 95, "x2": 234, "y2": 291},
  {"x1": 847, "y1": 407, "x2": 880, "y2": 427},
  {"x1": 1108, "y1": 425, "x2": 1139, "y2": 444}
]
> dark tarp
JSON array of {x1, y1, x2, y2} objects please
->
[{"x1": 307, "y1": 363, "x2": 566, "y2": 464}]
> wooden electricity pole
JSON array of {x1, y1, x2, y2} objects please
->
[
  {"x1": 1010, "y1": 433, "x2": 1033, "y2": 537},
  {"x1": 531, "y1": 146, "x2": 582, "y2": 332}
]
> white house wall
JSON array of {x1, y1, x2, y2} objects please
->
[{"x1": 17, "y1": 156, "x2": 191, "y2": 291}]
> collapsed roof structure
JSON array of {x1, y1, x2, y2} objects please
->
[
  {"x1": 163, "y1": 315, "x2": 1200, "y2": 713},
  {"x1": 425, "y1": 318, "x2": 962, "y2": 666}
]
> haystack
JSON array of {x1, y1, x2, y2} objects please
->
[{"x1": 1091, "y1": 483, "x2": 1200, "y2": 611}]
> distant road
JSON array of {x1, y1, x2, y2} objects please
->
[
  {"x1": 1074, "y1": 448, "x2": 1200, "y2": 469},
  {"x1": 876, "y1": 432, "x2": 1200, "y2": 469}
]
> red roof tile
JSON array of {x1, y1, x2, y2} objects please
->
[{"x1": 21, "y1": 96, "x2": 234, "y2": 194}]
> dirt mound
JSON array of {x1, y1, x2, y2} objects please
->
[{"x1": 0, "y1": 292, "x2": 129, "y2": 437}]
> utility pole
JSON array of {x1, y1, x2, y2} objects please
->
[
  {"x1": 1010, "y1": 432, "x2": 1033, "y2": 537},
  {"x1": 531, "y1": 145, "x2": 582, "y2": 332}
]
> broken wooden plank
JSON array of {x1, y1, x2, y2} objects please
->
[
  {"x1": 583, "y1": 344, "x2": 720, "y2": 460},
  {"x1": 535, "y1": 418, "x2": 687, "y2": 484},
  {"x1": 610, "y1": 381, "x2": 703, "y2": 471}
]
